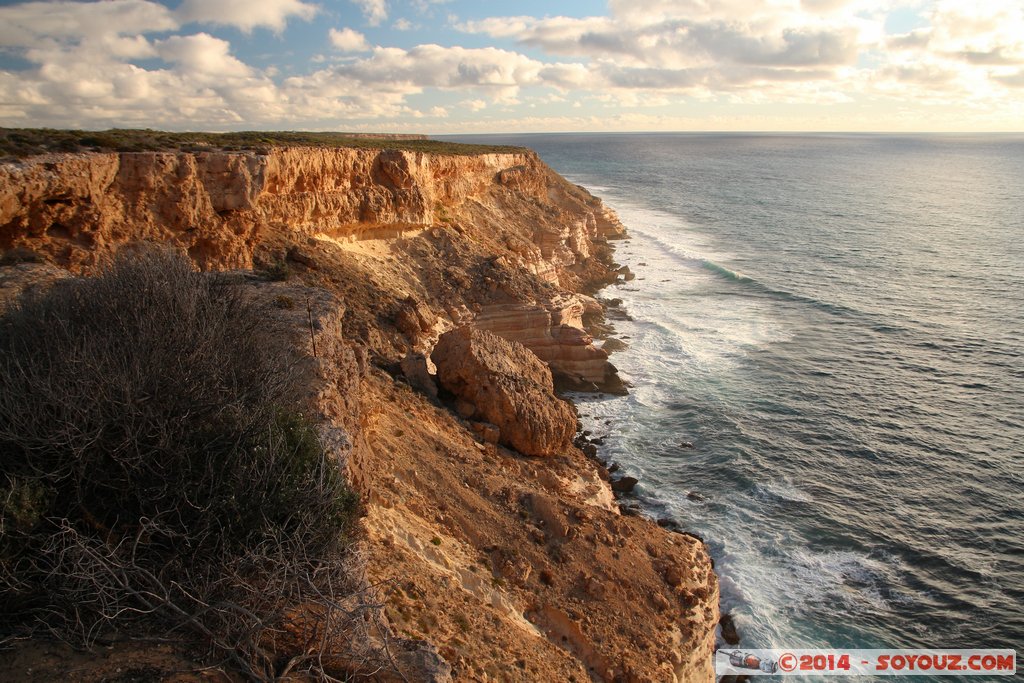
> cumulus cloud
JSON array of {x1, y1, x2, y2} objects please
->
[
  {"x1": 995, "y1": 70, "x2": 1024, "y2": 87},
  {"x1": 457, "y1": 1, "x2": 1024, "y2": 108},
  {"x1": 177, "y1": 0, "x2": 317, "y2": 33},
  {"x1": 352, "y1": 0, "x2": 388, "y2": 26},
  {"x1": 329, "y1": 27, "x2": 370, "y2": 52},
  {"x1": 340, "y1": 44, "x2": 546, "y2": 91},
  {"x1": 0, "y1": 0, "x2": 176, "y2": 48},
  {"x1": 0, "y1": 0, "x2": 1020, "y2": 130},
  {"x1": 156, "y1": 34, "x2": 252, "y2": 78},
  {"x1": 458, "y1": 6, "x2": 863, "y2": 97}
]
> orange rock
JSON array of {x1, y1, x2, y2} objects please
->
[{"x1": 431, "y1": 326, "x2": 575, "y2": 457}]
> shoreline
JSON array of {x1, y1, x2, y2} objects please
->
[
  {"x1": 0, "y1": 141, "x2": 721, "y2": 681},
  {"x1": 565, "y1": 195, "x2": 738, "y2": 655}
]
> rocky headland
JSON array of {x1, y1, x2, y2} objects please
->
[{"x1": 0, "y1": 140, "x2": 718, "y2": 681}]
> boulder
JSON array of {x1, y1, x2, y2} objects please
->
[
  {"x1": 399, "y1": 351, "x2": 438, "y2": 400},
  {"x1": 611, "y1": 476, "x2": 638, "y2": 493},
  {"x1": 431, "y1": 326, "x2": 575, "y2": 457}
]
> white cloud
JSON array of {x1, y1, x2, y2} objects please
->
[
  {"x1": 393, "y1": 18, "x2": 413, "y2": 31},
  {"x1": 0, "y1": 0, "x2": 176, "y2": 48},
  {"x1": 352, "y1": 0, "x2": 388, "y2": 27},
  {"x1": 156, "y1": 34, "x2": 252, "y2": 78},
  {"x1": 0, "y1": 0, "x2": 1020, "y2": 131},
  {"x1": 456, "y1": 1, "x2": 1024, "y2": 110},
  {"x1": 341, "y1": 44, "x2": 549, "y2": 91},
  {"x1": 177, "y1": 0, "x2": 318, "y2": 33},
  {"x1": 329, "y1": 27, "x2": 370, "y2": 52},
  {"x1": 0, "y1": 0, "x2": 318, "y2": 46},
  {"x1": 411, "y1": 0, "x2": 450, "y2": 12}
]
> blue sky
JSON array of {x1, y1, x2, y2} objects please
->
[{"x1": 0, "y1": 0, "x2": 1021, "y2": 132}]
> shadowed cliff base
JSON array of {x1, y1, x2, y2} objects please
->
[{"x1": 0, "y1": 135, "x2": 718, "y2": 682}]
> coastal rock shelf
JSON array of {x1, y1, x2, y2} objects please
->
[{"x1": 0, "y1": 143, "x2": 718, "y2": 682}]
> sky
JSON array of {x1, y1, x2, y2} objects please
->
[{"x1": 0, "y1": 0, "x2": 1021, "y2": 133}]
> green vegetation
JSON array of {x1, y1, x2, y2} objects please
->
[
  {"x1": 0, "y1": 249, "x2": 362, "y2": 678},
  {"x1": 0, "y1": 127, "x2": 527, "y2": 159}
]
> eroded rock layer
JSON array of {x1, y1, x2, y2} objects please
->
[
  {"x1": 431, "y1": 325, "x2": 576, "y2": 457},
  {"x1": 1, "y1": 148, "x2": 628, "y2": 377},
  {"x1": 0, "y1": 143, "x2": 717, "y2": 682}
]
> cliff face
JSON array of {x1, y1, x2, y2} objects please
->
[
  {"x1": 1, "y1": 148, "x2": 629, "y2": 386},
  {"x1": 0, "y1": 144, "x2": 717, "y2": 682},
  {"x1": 1, "y1": 148, "x2": 599, "y2": 273}
]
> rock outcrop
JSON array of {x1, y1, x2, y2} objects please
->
[
  {"x1": 474, "y1": 294, "x2": 626, "y2": 393},
  {"x1": 0, "y1": 147, "x2": 628, "y2": 392},
  {"x1": 0, "y1": 140, "x2": 718, "y2": 683},
  {"x1": 431, "y1": 326, "x2": 575, "y2": 457},
  {"x1": 0, "y1": 148, "x2": 611, "y2": 275}
]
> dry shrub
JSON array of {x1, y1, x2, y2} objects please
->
[{"x1": 0, "y1": 249, "x2": 378, "y2": 680}]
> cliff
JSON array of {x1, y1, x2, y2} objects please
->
[{"x1": 0, "y1": 143, "x2": 717, "y2": 682}]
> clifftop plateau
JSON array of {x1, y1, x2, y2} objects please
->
[{"x1": 0, "y1": 139, "x2": 717, "y2": 682}]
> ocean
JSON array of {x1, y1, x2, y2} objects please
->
[{"x1": 439, "y1": 133, "x2": 1023, "y2": 667}]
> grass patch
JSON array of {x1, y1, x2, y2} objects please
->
[
  {"x1": 0, "y1": 127, "x2": 527, "y2": 159},
  {"x1": 0, "y1": 248, "x2": 366, "y2": 678}
]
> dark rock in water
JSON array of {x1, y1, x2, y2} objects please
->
[
  {"x1": 591, "y1": 435, "x2": 606, "y2": 445},
  {"x1": 680, "y1": 530, "x2": 705, "y2": 544},
  {"x1": 719, "y1": 613, "x2": 741, "y2": 646},
  {"x1": 686, "y1": 491, "x2": 705, "y2": 502},
  {"x1": 596, "y1": 363, "x2": 629, "y2": 396},
  {"x1": 582, "y1": 430, "x2": 591, "y2": 437},
  {"x1": 620, "y1": 503, "x2": 642, "y2": 517},
  {"x1": 601, "y1": 337, "x2": 629, "y2": 353},
  {"x1": 656, "y1": 517, "x2": 679, "y2": 531},
  {"x1": 607, "y1": 298, "x2": 623, "y2": 307},
  {"x1": 611, "y1": 476, "x2": 638, "y2": 493},
  {"x1": 608, "y1": 462, "x2": 619, "y2": 474},
  {"x1": 582, "y1": 443, "x2": 598, "y2": 458},
  {"x1": 679, "y1": 440, "x2": 695, "y2": 449},
  {"x1": 554, "y1": 373, "x2": 600, "y2": 393}
]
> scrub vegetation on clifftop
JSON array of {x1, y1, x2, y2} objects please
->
[
  {"x1": 0, "y1": 249, "x2": 364, "y2": 680},
  {"x1": 0, "y1": 127, "x2": 525, "y2": 159}
]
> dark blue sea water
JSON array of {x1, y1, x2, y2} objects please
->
[{"x1": 440, "y1": 134, "x2": 1023, "y2": 665}]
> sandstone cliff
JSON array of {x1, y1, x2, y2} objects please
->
[
  {"x1": 0, "y1": 142, "x2": 717, "y2": 682},
  {"x1": 0, "y1": 147, "x2": 627, "y2": 389}
]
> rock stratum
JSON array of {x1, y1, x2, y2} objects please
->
[{"x1": 0, "y1": 144, "x2": 717, "y2": 682}]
